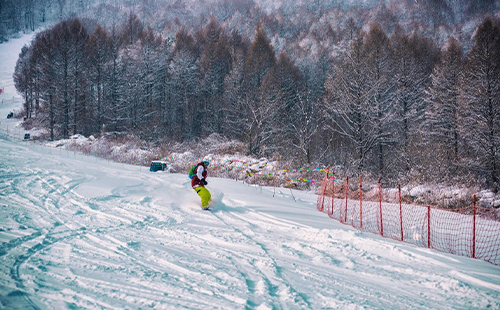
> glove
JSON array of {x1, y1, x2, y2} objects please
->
[{"x1": 201, "y1": 179, "x2": 208, "y2": 185}]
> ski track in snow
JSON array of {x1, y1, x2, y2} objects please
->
[
  {"x1": 0, "y1": 141, "x2": 499, "y2": 310},
  {"x1": 1, "y1": 32, "x2": 499, "y2": 310}
]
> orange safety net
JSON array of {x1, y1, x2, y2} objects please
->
[{"x1": 316, "y1": 175, "x2": 500, "y2": 265}]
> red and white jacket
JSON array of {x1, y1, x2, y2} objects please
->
[{"x1": 191, "y1": 163, "x2": 208, "y2": 189}]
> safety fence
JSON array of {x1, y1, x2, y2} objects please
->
[
  {"x1": 316, "y1": 174, "x2": 500, "y2": 266},
  {"x1": 0, "y1": 121, "x2": 22, "y2": 138}
]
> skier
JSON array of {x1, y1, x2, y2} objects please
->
[{"x1": 190, "y1": 160, "x2": 212, "y2": 210}]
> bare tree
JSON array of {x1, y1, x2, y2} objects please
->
[
  {"x1": 392, "y1": 29, "x2": 439, "y2": 176},
  {"x1": 323, "y1": 34, "x2": 373, "y2": 174},
  {"x1": 424, "y1": 37, "x2": 463, "y2": 178},
  {"x1": 459, "y1": 17, "x2": 500, "y2": 190}
]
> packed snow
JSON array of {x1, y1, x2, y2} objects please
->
[{"x1": 1, "y1": 32, "x2": 500, "y2": 310}]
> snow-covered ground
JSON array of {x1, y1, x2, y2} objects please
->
[
  {"x1": 1, "y1": 138, "x2": 500, "y2": 310},
  {"x1": 1, "y1": 32, "x2": 500, "y2": 310}
]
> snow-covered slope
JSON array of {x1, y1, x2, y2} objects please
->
[
  {"x1": 1, "y1": 30, "x2": 499, "y2": 310},
  {"x1": 1, "y1": 135, "x2": 500, "y2": 309}
]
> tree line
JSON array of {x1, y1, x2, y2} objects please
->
[{"x1": 13, "y1": 13, "x2": 500, "y2": 190}]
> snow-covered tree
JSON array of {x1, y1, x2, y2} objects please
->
[
  {"x1": 323, "y1": 33, "x2": 373, "y2": 174},
  {"x1": 261, "y1": 52, "x2": 306, "y2": 159},
  {"x1": 242, "y1": 21, "x2": 276, "y2": 155},
  {"x1": 87, "y1": 25, "x2": 113, "y2": 134},
  {"x1": 13, "y1": 46, "x2": 33, "y2": 119},
  {"x1": 221, "y1": 30, "x2": 249, "y2": 141},
  {"x1": 168, "y1": 28, "x2": 199, "y2": 141},
  {"x1": 362, "y1": 22, "x2": 395, "y2": 177},
  {"x1": 33, "y1": 30, "x2": 58, "y2": 140},
  {"x1": 67, "y1": 18, "x2": 89, "y2": 136},
  {"x1": 424, "y1": 36, "x2": 463, "y2": 177},
  {"x1": 391, "y1": 28, "x2": 440, "y2": 175},
  {"x1": 198, "y1": 17, "x2": 232, "y2": 135},
  {"x1": 459, "y1": 17, "x2": 500, "y2": 190}
]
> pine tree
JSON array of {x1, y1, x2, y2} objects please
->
[
  {"x1": 244, "y1": 21, "x2": 276, "y2": 95},
  {"x1": 242, "y1": 21, "x2": 277, "y2": 155},
  {"x1": 323, "y1": 33, "x2": 372, "y2": 173},
  {"x1": 121, "y1": 12, "x2": 145, "y2": 46},
  {"x1": 168, "y1": 28, "x2": 199, "y2": 141},
  {"x1": 105, "y1": 24, "x2": 125, "y2": 135},
  {"x1": 198, "y1": 16, "x2": 232, "y2": 135},
  {"x1": 87, "y1": 25, "x2": 112, "y2": 135},
  {"x1": 222, "y1": 30, "x2": 248, "y2": 141},
  {"x1": 50, "y1": 20, "x2": 72, "y2": 139},
  {"x1": 261, "y1": 52, "x2": 305, "y2": 159},
  {"x1": 23, "y1": 30, "x2": 56, "y2": 139},
  {"x1": 37, "y1": 30, "x2": 58, "y2": 141},
  {"x1": 13, "y1": 46, "x2": 33, "y2": 119},
  {"x1": 68, "y1": 18, "x2": 89, "y2": 136},
  {"x1": 459, "y1": 17, "x2": 500, "y2": 190},
  {"x1": 391, "y1": 29, "x2": 439, "y2": 176},
  {"x1": 362, "y1": 22, "x2": 394, "y2": 178},
  {"x1": 424, "y1": 37, "x2": 463, "y2": 178}
]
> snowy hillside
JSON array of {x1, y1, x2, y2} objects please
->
[{"x1": 1, "y1": 137, "x2": 500, "y2": 309}]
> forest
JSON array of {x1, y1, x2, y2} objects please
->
[{"x1": 7, "y1": 0, "x2": 500, "y2": 191}]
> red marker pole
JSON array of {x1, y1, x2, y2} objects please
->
[
  {"x1": 344, "y1": 177, "x2": 349, "y2": 223},
  {"x1": 398, "y1": 185, "x2": 403, "y2": 241},
  {"x1": 472, "y1": 195, "x2": 477, "y2": 259},
  {"x1": 427, "y1": 205, "x2": 431, "y2": 248},
  {"x1": 379, "y1": 180, "x2": 383, "y2": 237},
  {"x1": 359, "y1": 177, "x2": 363, "y2": 229}
]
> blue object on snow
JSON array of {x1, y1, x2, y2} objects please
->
[{"x1": 150, "y1": 161, "x2": 166, "y2": 172}]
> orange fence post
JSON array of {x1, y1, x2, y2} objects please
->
[
  {"x1": 319, "y1": 180, "x2": 326, "y2": 212},
  {"x1": 341, "y1": 177, "x2": 344, "y2": 222},
  {"x1": 379, "y1": 180, "x2": 383, "y2": 237},
  {"x1": 317, "y1": 168, "x2": 329, "y2": 212},
  {"x1": 473, "y1": 195, "x2": 477, "y2": 259},
  {"x1": 359, "y1": 177, "x2": 363, "y2": 229},
  {"x1": 330, "y1": 179, "x2": 335, "y2": 217},
  {"x1": 344, "y1": 177, "x2": 349, "y2": 223},
  {"x1": 398, "y1": 184, "x2": 403, "y2": 241},
  {"x1": 427, "y1": 205, "x2": 431, "y2": 248}
]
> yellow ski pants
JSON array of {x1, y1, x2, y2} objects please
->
[{"x1": 194, "y1": 186, "x2": 211, "y2": 208}]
